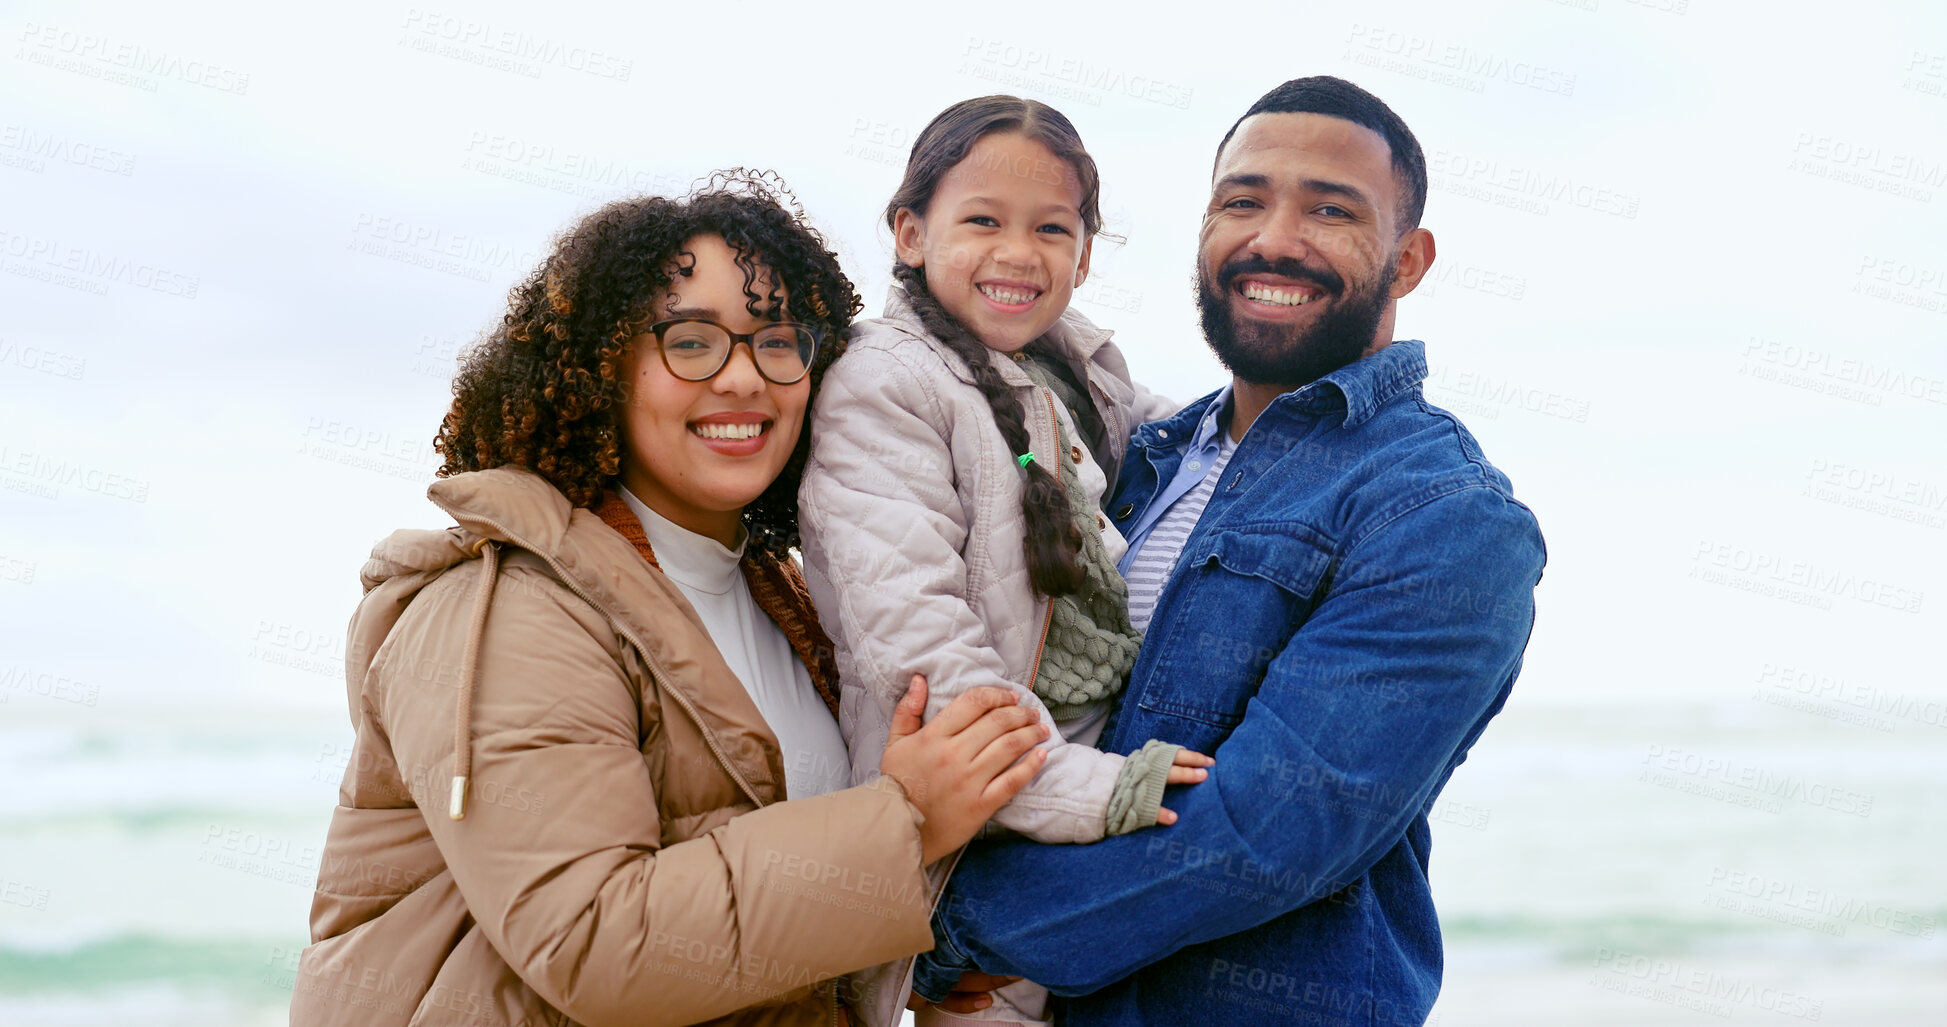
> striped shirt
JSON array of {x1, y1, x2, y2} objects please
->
[{"x1": 1124, "y1": 430, "x2": 1237, "y2": 634}]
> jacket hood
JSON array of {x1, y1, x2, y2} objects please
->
[
  {"x1": 358, "y1": 468, "x2": 574, "y2": 592},
  {"x1": 346, "y1": 466, "x2": 786, "y2": 819}
]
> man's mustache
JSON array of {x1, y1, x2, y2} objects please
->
[{"x1": 1215, "y1": 256, "x2": 1344, "y2": 298}]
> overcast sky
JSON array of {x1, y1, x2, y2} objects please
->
[{"x1": 3, "y1": 1, "x2": 1942, "y2": 727}]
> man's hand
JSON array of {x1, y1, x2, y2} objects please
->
[
  {"x1": 907, "y1": 973, "x2": 1024, "y2": 1014},
  {"x1": 880, "y1": 675, "x2": 1050, "y2": 864}
]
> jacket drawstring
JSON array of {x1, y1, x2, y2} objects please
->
[{"x1": 450, "y1": 539, "x2": 500, "y2": 819}]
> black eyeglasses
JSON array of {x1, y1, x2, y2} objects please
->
[{"x1": 644, "y1": 319, "x2": 820, "y2": 385}]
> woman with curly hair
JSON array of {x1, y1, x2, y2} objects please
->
[{"x1": 293, "y1": 172, "x2": 1051, "y2": 1027}]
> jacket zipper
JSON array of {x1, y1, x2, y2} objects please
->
[
  {"x1": 887, "y1": 388, "x2": 1064, "y2": 1024},
  {"x1": 432, "y1": 505, "x2": 768, "y2": 810}
]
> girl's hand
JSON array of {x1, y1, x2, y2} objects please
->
[
  {"x1": 1156, "y1": 748, "x2": 1215, "y2": 826},
  {"x1": 906, "y1": 973, "x2": 1023, "y2": 1014},
  {"x1": 879, "y1": 675, "x2": 1050, "y2": 864}
]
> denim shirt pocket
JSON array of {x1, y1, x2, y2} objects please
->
[{"x1": 1137, "y1": 523, "x2": 1336, "y2": 728}]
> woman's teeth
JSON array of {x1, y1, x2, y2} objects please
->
[
  {"x1": 1243, "y1": 282, "x2": 1316, "y2": 307},
  {"x1": 978, "y1": 284, "x2": 1039, "y2": 306},
  {"x1": 691, "y1": 422, "x2": 765, "y2": 441}
]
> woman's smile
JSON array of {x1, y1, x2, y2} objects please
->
[{"x1": 688, "y1": 412, "x2": 775, "y2": 453}]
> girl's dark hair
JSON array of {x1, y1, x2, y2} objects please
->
[
  {"x1": 880, "y1": 96, "x2": 1103, "y2": 597},
  {"x1": 434, "y1": 169, "x2": 861, "y2": 558}
]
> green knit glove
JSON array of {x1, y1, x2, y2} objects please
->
[{"x1": 1105, "y1": 738, "x2": 1183, "y2": 836}]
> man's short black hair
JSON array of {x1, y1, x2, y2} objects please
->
[{"x1": 1215, "y1": 77, "x2": 1428, "y2": 231}]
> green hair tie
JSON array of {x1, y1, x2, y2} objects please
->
[{"x1": 1017, "y1": 453, "x2": 1036, "y2": 469}]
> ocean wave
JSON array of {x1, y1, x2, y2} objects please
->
[{"x1": 0, "y1": 934, "x2": 304, "y2": 998}]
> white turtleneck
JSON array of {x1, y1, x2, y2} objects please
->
[{"x1": 618, "y1": 486, "x2": 851, "y2": 799}]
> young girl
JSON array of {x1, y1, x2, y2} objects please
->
[{"x1": 799, "y1": 97, "x2": 1210, "y2": 1026}]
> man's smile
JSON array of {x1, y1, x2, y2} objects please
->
[{"x1": 1237, "y1": 277, "x2": 1324, "y2": 308}]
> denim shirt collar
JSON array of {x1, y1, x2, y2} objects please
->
[
  {"x1": 1278, "y1": 340, "x2": 1429, "y2": 429},
  {"x1": 1136, "y1": 387, "x2": 1223, "y2": 449},
  {"x1": 1134, "y1": 341, "x2": 1428, "y2": 450}
]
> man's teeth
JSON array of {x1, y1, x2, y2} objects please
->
[
  {"x1": 1243, "y1": 282, "x2": 1316, "y2": 307},
  {"x1": 979, "y1": 284, "x2": 1039, "y2": 306},
  {"x1": 692, "y1": 422, "x2": 765, "y2": 441}
]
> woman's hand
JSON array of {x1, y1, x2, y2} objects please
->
[
  {"x1": 879, "y1": 675, "x2": 1049, "y2": 864},
  {"x1": 1157, "y1": 748, "x2": 1216, "y2": 826}
]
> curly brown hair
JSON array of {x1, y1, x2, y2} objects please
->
[{"x1": 434, "y1": 170, "x2": 861, "y2": 557}]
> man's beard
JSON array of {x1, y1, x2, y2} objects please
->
[{"x1": 1196, "y1": 253, "x2": 1395, "y2": 387}]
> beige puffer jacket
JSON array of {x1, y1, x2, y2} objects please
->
[
  {"x1": 798, "y1": 287, "x2": 1176, "y2": 1027},
  {"x1": 293, "y1": 467, "x2": 933, "y2": 1027}
]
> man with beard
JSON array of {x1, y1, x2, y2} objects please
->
[{"x1": 907, "y1": 77, "x2": 1547, "y2": 1026}]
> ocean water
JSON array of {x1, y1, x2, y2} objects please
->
[{"x1": 3, "y1": 698, "x2": 1941, "y2": 1026}]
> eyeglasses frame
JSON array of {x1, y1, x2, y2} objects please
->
[{"x1": 643, "y1": 318, "x2": 822, "y2": 385}]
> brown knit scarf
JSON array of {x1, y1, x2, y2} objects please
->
[{"x1": 593, "y1": 490, "x2": 842, "y2": 720}]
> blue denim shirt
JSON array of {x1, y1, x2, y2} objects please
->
[
  {"x1": 1116, "y1": 383, "x2": 1233, "y2": 574},
  {"x1": 915, "y1": 340, "x2": 1546, "y2": 1026}
]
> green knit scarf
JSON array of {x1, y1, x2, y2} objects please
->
[{"x1": 1017, "y1": 355, "x2": 1142, "y2": 721}]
